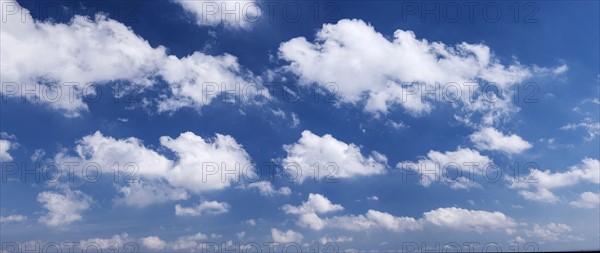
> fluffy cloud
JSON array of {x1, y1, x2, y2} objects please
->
[
  {"x1": 172, "y1": 0, "x2": 259, "y2": 29},
  {"x1": 282, "y1": 193, "x2": 516, "y2": 234},
  {"x1": 397, "y1": 147, "x2": 493, "y2": 189},
  {"x1": 141, "y1": 236, "x2": 167, "y2": 250},
  {"x1": 282, "y1": 193, "x2": 343, "y2": 230},
  {"x1": 278, "y1": 19, "x2": 540, "y2": 123},
  {"x1": 55, "y1": 131, "x2": 256, "y2": 205},
  {"x1": 422, "y1": 207, "x2": 517, "y2": 233},
  {"x1": 175, "y1": 200, "x2": 230, "y2": 216},
  {"x1": 248, "y1": 181, "x2": 292, "y2": 196},
  {"x1": 283, "y1": 130, "x2": 387, "y2": 183},
  {"x1": 0, "y1": 139, "x2": 14, "y2": 161},
  {"x1": 37, "y1": 187, "x2": 92, "y2": 227},
  {"x1": 1, "y1": 0, "x2": 263, "y2": 116},
  {"x1": 271, "y1": 228, "x2": 303, "y2": 243},
  {"x1": 510, "y1": 158, "x2": 600, "y2": 203},
  {"x1": 469, "y1": 127, "x2": 532, "y2": 154},
  {"x1": 569, "y1": 192, "x2": 600, "y2": 209},
  {"x1": 0, "y1": 214, "x2": 27, "y2": 223}
]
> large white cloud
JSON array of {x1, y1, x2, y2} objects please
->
[
  {"x1": 283, "y1": 130, "x2": 387, "y2": 183},
  {"x1": 509, "y1": 158, "x2": 599, "y2": 203},
  {"x1": 0, "y1": 0, "x2": 264, "y2": 116},
  {"x1": 172, "y1": 0, "x2": 260, "y2": 29},
  {"x1": 278, "y1": 19, "x2": 539, "y2": 122},
  {"x1": 37, "y1": 187, "x2": 93, "y2": 227},
  {"x1": 397, "y1": 147, "x2": 494, "y2": 189},
  {"x1": 55, "y1": 131, "x2": 256, "y2": 205},
  {"x1": 469, "y1": 127, "x2": 532, "y2": 154}
]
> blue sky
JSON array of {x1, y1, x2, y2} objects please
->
[{"x1": 1, "y1": 0, "x2": 599, "y2": 252}]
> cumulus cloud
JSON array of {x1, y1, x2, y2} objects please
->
[
  {"x1": 510, "y1": 158, "x2": 599, "y2": 203},
  {"x1": 141, "y1": 236, "x2": 168, "y2": 250},
  {"x1": 248, "y1": 181, "x2": 291, "y2": 196},
  {"x1": 282, "y1": 193, "x2": 516, "y2": 234},
  {"x1": 37, "y1": 187, "x2": 92, "y2": 227},
  {"x1": 278, "y1": 19, "x2": 556, "y2": 126},
  {"x1": 569, "y1": 192, "x2": 600, "y2": 209},
  {"x1": 397, "y1": 147, "x2": 493, "y2": 189},
  {"x1": 172, "y1": 0, "x2": 259, "y2": 29},
  {"x1": 470, "y1": 127, "x2": 532, "y2": 154},
  {"x1": 282, "y1": 193, "x2": 343, "y2": 230},
  {"x1": 175, "y1": 200, "x2": 230, "y2": 216},
  {"x1": 1, "y1": 0, "x2": 264, "y2": 116},
  {"x1": 0, "y1": 139, "x2": 14, "y2": 161},
  {"x1": 54, "y1": 131, "x2": 256, "y2": 206},
  {"x1": 283, "y1": 130, "x2": 387, "y2": 183},
  {"x1": 271, "y1": 228, "x2": 303, "y2": 243}
]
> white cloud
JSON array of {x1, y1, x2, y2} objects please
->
[
  {"x1": 510, "y1": 158, "x2": 599, "y2": 203},
  {"x1": 561, "y1": 117, "x2": 600, "y2": 141},
  {"x1": 0, "y1": 214, "x2": 27, "y2": 223},
  {"x1": 37, "y1": 187, "x2": 92, "y2": 227},
  {"x1": 278, "y1": 19, "x2": 539, "y2": 121},
  {"x1": 0, "y1": 139, "x2": 14, "y2": 162},
  {"x1": 141, "y1": 236, "x2": 167, "y2": 250},
  {"x1": 282, "y1": 193, "x2": 344, "y2": 215},
  {"x1": 367, "y1": 196, "x2": 379, "y2": 201},
  {"x1": 80, "y1": 233, "x2": 130, "y2": 249},
  {"x1": 422, "y1": 207, "x2": 517, "y2": 233},
  {"x1": 469, "y1": 127, "x2": 532, "y2": 154},
  {"x1": 328, "y1": 210, "x2": 422, "y2": 232},
  {"x1": 55, "y1": 131, "x2": 256, "y2": 205},
  {"x1": 115, "y1": 181, "x2": 189, "y2": 208},
  {"x1": 271, "y1": 228, "x2": 303, "y2": 243},
  {"x1": 319, "y1": 236, "x2": 353, "y2": 245},
  {"x1": 175, "y1": 200, "x2": 230, "y2": 216},
  {"x1": 282, "y1": 193, "x2": 343, "y2": 230},
  {"x1": 283, "y1": 130, "x2": 387, "y2": 183},
  {"x1": 569, "y1": 192, "x2": 600, "y2": 209},
  {"x1": 140, "y1": 233, "x2": 209, "y2": 251},
  {"x1": 30, "y1": 149, "x2": 46, "y2": 162},
  {"x1": 1, "y1": 0, "x2": 264, "y2": 116},
  {"x1": 282, "y1": 193, "x2": 516, "y2": 234},
  {"x1": 525, "y1": 223, "x2": 577, "y2": 242},
  {"x1": 172, "y1": 0, "x2": 259, "y2": 29},
  {"x1": 397, "y1": 147, "x2": 493, "y2": 188},
  {"x1": 169, "y1": 232, "x2": 208, "y2": 250},
  {"x1": 248, "y1": 181, "x2": 291, "y2": 196},
  {"x1": 244, "y1": 219, "x2": 257, "y2": 226}
]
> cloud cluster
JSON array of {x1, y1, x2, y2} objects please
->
[
  {"x1": 282, "y1": 194, "x2": 517, "y2": 234},
  {"x1": 55, "y1": 131, "x2": 256, "y2": 206},
  {"x1": 510, "y1": 158, "x2": 599, "y2": 203},
  {"x1": 1, "y1": 0, "x2": 264, "y2": 116}
]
